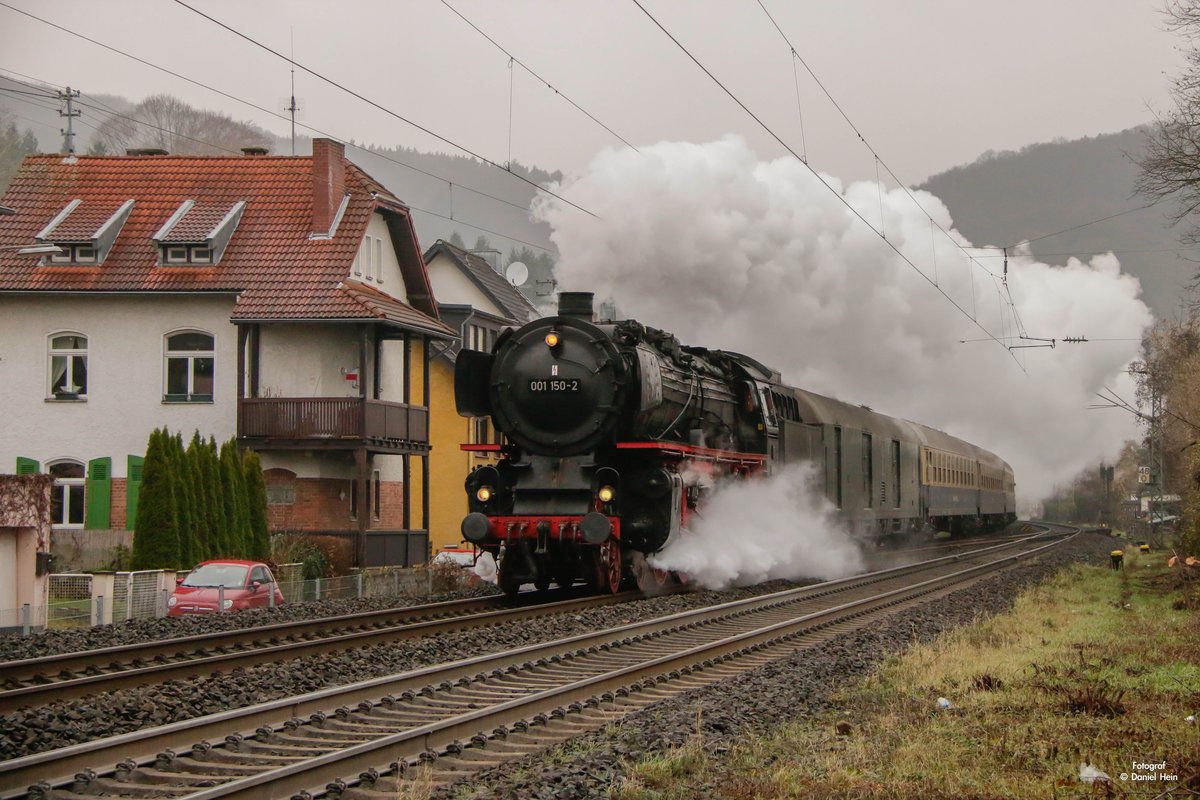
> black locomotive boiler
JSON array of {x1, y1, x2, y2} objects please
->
[{"x1": 456, "y1": 292, "x2": 1016, "y2": 594}]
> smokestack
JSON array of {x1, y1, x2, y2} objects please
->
[
  {"x1": 311, "y1": 138, "x2": 346, "y2": 235},
  {"x1": 558, "y1": 291, "x2": 595, "y2": 320}
]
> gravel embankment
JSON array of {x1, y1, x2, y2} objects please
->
[
  {"x1": 428, "y1": 532, "x2": 1113, "y2": 800},
  {"x1": 0, "y1": 579, "x2": 816, "y2": 760},
  {"x1": 0, "y1": 583, "x2": 502, "y2": 662}
]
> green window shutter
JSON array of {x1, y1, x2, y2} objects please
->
[
  {"x1": 126, "y1": 455, "x2": 145, "y2": 530},
  {"x1": 85, "y1": 456, "x2": 112, "y2": 529},
  {"x1": 15, "y1": 457, "x2": 40, "y2": 475}
]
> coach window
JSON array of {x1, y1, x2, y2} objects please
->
[
  {"x1": 833, "y1": 427, "x2": 843, "y2": 509},
  {"x1": 862, "y1": 433, "x2": 873, "y2": 507},
  {"x1": 892, "y1": 440, "x2": 901, "y2": 507}
]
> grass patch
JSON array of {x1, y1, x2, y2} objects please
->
[{"x1": 613, "y1": 554, "x2": 1200, "y2": 799}]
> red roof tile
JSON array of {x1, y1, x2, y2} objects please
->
[
  {"x1": 0, "y1": 150, "x2": 445, "y2": 332},
  {"x1": 160, "y1": 201, "x2": 237, "y2": 242},
  {"x1": 340, "y1": 280, "x2": 454, "y2": 337},
  {"x1": 45, "y1": 199, "x2": 126, "y2": 241}
]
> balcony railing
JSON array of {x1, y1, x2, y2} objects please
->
[{"x1": 238, "y1": 397, "x2": 428, "y2": 448}]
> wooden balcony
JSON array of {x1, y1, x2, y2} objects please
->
[{"x1": 238, "y1": 397, "x2": 429, "y2": 453}]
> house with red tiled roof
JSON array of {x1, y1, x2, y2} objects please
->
[
  {"x1": 422, "y1": 240, "x2": 539, "y2": 553},
  {"x1": 0, "y1": 139, "x2": 453, "y2": 567}
]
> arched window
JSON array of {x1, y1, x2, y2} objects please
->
[
  {"x1": 48, "y1": 332, "x2": 88, "y2": 399},
  {"x1": 164, "y1": 331, "x2": 214, "y2": 402},
  {"x1": 48, "y1": 460, "x2": 85, "y2": 527}
]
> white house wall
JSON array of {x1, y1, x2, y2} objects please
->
[
  {"x1": 255, "y1": 327, "x2": 409, "y2": 483},
  {"x1": 256, "y1": 324, "x2": 360, "y2": 398},
  {"x1": 426, "y1": 253, "x2": 505, "y2": 316},
  {"x1": 0, "y1": 294, "x2": 237, "y2": 479},
  {"x1": 349, "y1": 214, "x2": 409, "y2": 303}
]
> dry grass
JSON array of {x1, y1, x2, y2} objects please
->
[{"x1": 613, "y1": 555, "x2": 1200, "y2": 799}]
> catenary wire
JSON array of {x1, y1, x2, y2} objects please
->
[
  {"x1": 437, "y1": 0, "x2": 639, "y2": 152},
  {"x1": 168, "y1": 0, "x2": 597, "y2": 219},
  {"x1": 753, "y1": 0, "x2": 1001, "y2": 282},
  {"x1": 631, "y1": 0, "x2": 1021, "y2": 367},
  {"x1": 0, "y1": 63, "x2": 559, "y2": 256},
  {"x1": 0, "y1": 7, "x2": 549, "y2": 218},
  {"x1": 0, "y1": 63, "x2": 559, "y2": 255}
]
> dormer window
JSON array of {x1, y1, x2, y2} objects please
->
[
  {"x1": 163, "y1": 245, "x2": 211, "y2": 265},
  {"x1": 36, "y1": 199, "x2": 134, "y2": 266},
  {"x1": 48, "y1": 244, "x2": 97, "y2": 265},
  {"x1": 153, "y1": 199, "x2": 245, "y2": 267}
]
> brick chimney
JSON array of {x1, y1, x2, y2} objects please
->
[{"x1": 311, "y1": 138, "x2": 346, "y2": 235}]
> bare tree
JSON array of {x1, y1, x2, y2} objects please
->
[
  {"x1": 1138, "y1": 1, "x2": 1200, "y2": 242},
  {"x1": 93, "y1": 94, "x2": 274, "y2": 156}
]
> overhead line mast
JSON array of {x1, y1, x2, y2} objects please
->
[{"x1": 57, "y1": 85, "x2": 79, "y2": 155}]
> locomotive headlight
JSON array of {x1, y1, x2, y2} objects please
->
[
  {"x1": 545, "y1": 331, "x2": 560, "y2": 347},
  {"x1": 598, "y1": 485, "x2": 615, "y2": 503},
  {"x1": 476, "y1": 486, "x2": 493, "y2": 502}
]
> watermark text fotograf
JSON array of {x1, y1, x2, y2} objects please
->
[{"x1": 1118, "y1": 760, "x2": 1179, "y2": 783}]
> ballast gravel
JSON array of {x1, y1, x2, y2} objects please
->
[
  {"x1": 0, "y1": 583, "x2": 503, "y2": 662},
  {"x1": 428, "y1": 532, "x2": 1114, "y2": 800},
  {"x1": 0, "y1": 579, "x2": 817, "y2": 759}
]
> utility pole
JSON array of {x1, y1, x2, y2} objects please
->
[
  {"x1": 58, "y1": 87, "x2": 80, "y2": 155},
  {"x1": 1152, "y1": 385, "x2": 1166, "y2": 542}
]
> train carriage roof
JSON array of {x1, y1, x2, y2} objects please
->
[{"x1": 782, "y1": 383, "x2": 1012, "y2": 473}]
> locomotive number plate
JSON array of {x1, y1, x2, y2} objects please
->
[{"x1": 529, "y1": 379, "x2": 580, "y2": 392}]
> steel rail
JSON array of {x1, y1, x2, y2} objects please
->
[
  {"x1": 0, "y1": 588, "x2": 641, "y2": 713},
  {"x1": 0, "y1": 529, "x2": 1067, "y2": 797},
  {"x1": 190, "y1": 531, "x2": 1073, "y2": 800}
]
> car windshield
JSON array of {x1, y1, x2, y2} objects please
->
[{"x1": 182, "y1": 564, "x2": 249, "y2": 588}]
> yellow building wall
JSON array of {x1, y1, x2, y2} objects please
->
[
  {"x1": 427, "y1": 355, "x2": 502, "y2": 553},
  {"x1": 407, "y1": 338, "x2": 426, "y2": 542}
]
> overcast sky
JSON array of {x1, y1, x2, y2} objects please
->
[{"x1": 0, "y1": 0, "x2": 1182, "y2": 184}]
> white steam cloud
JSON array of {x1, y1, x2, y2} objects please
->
[
  {"x1": 534, "y1": 136, "x2": 1153, "y2": 509},
  {"x1": 648, "y1": 463, "x2": 863, "y2": 589}
]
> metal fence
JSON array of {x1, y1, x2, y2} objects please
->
[
  {"x1": 112, "y1": 570, "x2": 171, "y2": 622},
  {"x1": 47, "y1": 573, "x2": 94, "y2": 629},
  {"x1": 1, "y1": 562, "x2": 478, "y2": 637}
]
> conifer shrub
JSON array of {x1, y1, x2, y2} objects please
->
[
  {"x1": 131, "y1": 428, "x2": 182, "y2": 570},
  {"x1": 243, "y1": 450, "x2": 270, "y2": 561}
]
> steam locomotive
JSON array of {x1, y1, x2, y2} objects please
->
[{"x1": 456, "y1": 292, "x2": 1016, "y2": 594}]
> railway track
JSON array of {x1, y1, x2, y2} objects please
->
[
  {"x1": 0, "y1": 529, "x2": 1073, "y2": 800},
  {"x1": 0, "y1": 588, "x2": 649, "y2": 714}
]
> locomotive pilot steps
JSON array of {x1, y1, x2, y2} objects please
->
[{"x1": 456, "y1": 292, "x2": 1016, "y2": 594}]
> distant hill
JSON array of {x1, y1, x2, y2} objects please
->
[{"x1": 919, "y1": 127, "x2": 1194, "y2": 321}]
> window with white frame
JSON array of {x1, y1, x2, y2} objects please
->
[
  {"x1": 164, "y1": 331, "x2": 215, "y2": 402},
  {"x1": 362, "y1": 236, "x2": 374, "y2": 280},
  {"x1": 467, "y1": 324, "x2": 492, "y2": 352},
  {"x1": 162, "y1": 244, "x2": 213, "y2": 265},
  {"x1": 48, "y1": 333, "x2": 88, "y2": 398},
  {"x1": 48, "y1": 244, "x2": 97, "y2": 265},
  {"x1": 373, "y1": 237, "x2": 382, "y2": 282},
  {"x1": 48, "y1": 460, "x2": 85, "y2": 527}
]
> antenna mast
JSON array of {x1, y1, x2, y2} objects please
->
[{"x1": 287, "y1": 28, "x2": 300, "y2": 155}]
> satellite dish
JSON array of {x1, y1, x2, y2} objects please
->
[{"x1": 505, "y1": 261, "x2": 529, "y2": 287}]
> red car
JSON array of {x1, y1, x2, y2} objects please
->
[{"x1": 168, "y1": 560, "x2": 284, "y2": 616}]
